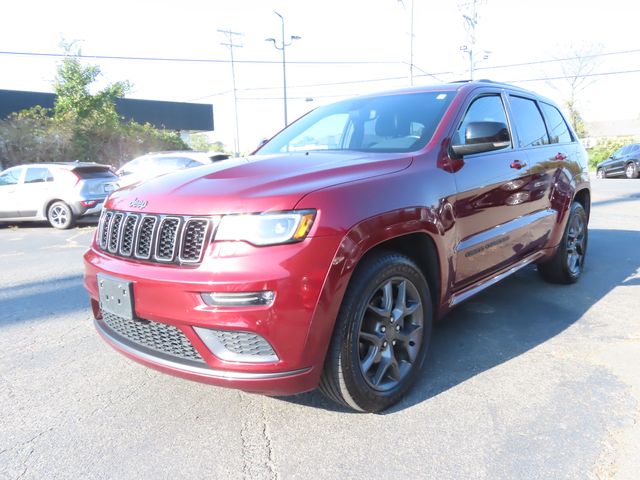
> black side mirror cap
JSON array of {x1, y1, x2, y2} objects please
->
[{"x1": 451, "y1": 121, "x2": 511, "y2": 157}]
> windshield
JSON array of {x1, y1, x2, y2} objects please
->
[{"x1": 258, "y1": 91, "x2": 454, "y2": 155}]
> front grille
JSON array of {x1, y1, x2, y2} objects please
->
[
  {"x1": 181, "y1": 219, "x2": 209, "y2": 261},
  {"x1": 107, "y1": 213, "x2": 124, "y2": 253},
  {"x1": 119, "y1": 215, "x2": 138, "y2": 256},
  {"x1": 97, "y1": 209, "x2": 213, "y2": 265},
  {"x1": 156, "y1": 218, "x2": 180, "y2": 261},
  {"x1": 136, "y1": 216, "x2": 157, "y2": 260},
  {"x1": 211, "y1": 330, "x2": 277, "y2": 357},
  {"x1": 102, "y1": 311, "x2": 204, "y2": 362}
]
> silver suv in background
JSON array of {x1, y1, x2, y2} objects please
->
[
  {"x1": 116, "y1": 151, "x2": 228, "y2": 188},
  {"x1": 0, "y1": 162, "x2": 117, "y2": 229}
]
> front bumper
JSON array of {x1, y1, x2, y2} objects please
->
[{"x1": 84, "y1": 234, "x2": 342, "y2": 396}]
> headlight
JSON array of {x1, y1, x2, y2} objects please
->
[{"x1": 215, "y1": 210, "x2": 316, "y2": 246}]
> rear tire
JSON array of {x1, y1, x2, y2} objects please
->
[
  {"x1": 538, "y1": 201, "x2": 588, "y2": 284},
  {"x1": 625, "y1": 162, "x2": 639, "y2": 179},
  {"x1": 319, "y1": 252, "x2": 433, "y2": 413},
  {"x1": 47, "y1": 201, "x2": 75, "y2": 229}
]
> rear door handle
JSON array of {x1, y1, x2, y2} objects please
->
[{"x1": 510, "y1": 160, "x2": 527, "y2": 170}]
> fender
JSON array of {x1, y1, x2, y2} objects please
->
[{"x1": 297, "y1": 207, "x2": 450, "y2": 370}]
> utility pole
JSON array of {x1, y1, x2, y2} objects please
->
[
  {"x1": 459, "y1": 0, "x2": 486, "y2": 80},
  {"x1": 266, "y1": 12, "x2": 300, "y2": 127},
  {"x1": 409, "y1": 0, "x2": 415, "y2": 86},
  {"x1": 218, "y1": 29, "x2": 243, "y2": 157},
  {"x1": 398, "y1": 0, "x2": 415, "y2": 86}
]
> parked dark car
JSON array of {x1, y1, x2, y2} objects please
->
[
  {"x1": 596, "y1": 143, "x2": 640, "y2": 179},
  {"x1": 84, "y1": 80, "x2": 590, "y2": 412},
  {"x1": 0, "y1": 162, "x2": 117, "y2": 229}
]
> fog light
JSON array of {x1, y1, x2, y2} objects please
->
[
  {"x1": 194, "y1": 327, "x2": 279, "y2": 363},
  {"x1": 201, "y1": 291, "x2": 275, "y2": 307}
]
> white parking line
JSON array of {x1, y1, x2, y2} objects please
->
[{"x1": 0, "y1": 252, "x2": 24, "y2": 258}]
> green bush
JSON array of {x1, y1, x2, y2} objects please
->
[{"x1": 0, "y1": 51, "x2": 189, "y2": 170}]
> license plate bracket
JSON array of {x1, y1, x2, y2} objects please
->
[{"x1": 97, "y1": 274, "x2": 135, "y2": 320}]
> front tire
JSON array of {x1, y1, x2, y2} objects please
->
[
  {"x1": 538, "y1": 201, "x2": 588, "y2": 284},
  {"x1": 47, "y1": 201, "x2": 75, "y2": 229},
  {"x1": 625, "y1": 162, "x2": 639, "y2": 179},
  {"x1": 319, "y1": 252, "x2": 433, "y2": 413},
  {"x1": 596, "y1": 168, "x2": 606, "y2": 179}
]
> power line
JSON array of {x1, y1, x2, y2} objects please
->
[
  {"x1": 190, "y1": 48, "x2": 640, "y2": 99},
  {"x1": 2, "y1": 47, "x2": 640, "y2": 70},
  {"x1": 507, "y1": 68, "x2": 640, "y2": 83},
  {"x1": 186, "y1": 75, "x2": 411, "y2": 102},
  {"x1": 0, "y1": 50, "x2": 402, "y2": 65},
  {"x1": 233, "y1": 68, "x2": 640, "y2": 101},
  {"x1": 476, "y1": 48, "x2": 640, "y2": 71}
]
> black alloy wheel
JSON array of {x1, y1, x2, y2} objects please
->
[
  {"x1": 538, "y1": 201, "x2": 588, "y2": 284},
  {"x1": 357, "y1": 277, "x2": 424, "y2": 392},
  {"x1": 319, "y1": 252, "x2": 432, "y2": 413}
]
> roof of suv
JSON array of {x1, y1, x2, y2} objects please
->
[
  {"x1": 4, "y1": 161, "x2": 111, "y2": 170},
  {"x1": 134, "y1": 151, "x2": 224, "y2": 163},
  {"x1": 360, "y1": 79, "x2": 544, "y2": 100},
  {"x1": 351, "y1": 79, "x2": 560, "y2": 112}
]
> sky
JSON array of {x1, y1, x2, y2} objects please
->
[{"x1": 1, "y1": 0, "x2": 639, "y2": 154}]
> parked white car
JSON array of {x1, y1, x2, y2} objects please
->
[
  {"x1": 116, "y1": 152, "x2": 228, "y2": 188},
  {"x1": 0, "y1": 162, "x2": 118, "y2": 229}
]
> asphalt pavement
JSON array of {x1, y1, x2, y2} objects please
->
[{"x1": 1, "y1": 178, "x2": 639, "y2": 479}]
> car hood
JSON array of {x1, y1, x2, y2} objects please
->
[{"x1": 106, "y1": 152, "x2": 412, "y2": 215}]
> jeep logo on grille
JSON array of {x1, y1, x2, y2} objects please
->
[{"x1": 129, "y1": 198, "x2": 148, "y2": 209}]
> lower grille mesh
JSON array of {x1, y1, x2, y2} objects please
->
[
  {"x1": 101, "y1": 311, "x2": 203, "y2": 363},
  {"x1": 211, "y1": 330, "x2": 276, "y2": 357}
]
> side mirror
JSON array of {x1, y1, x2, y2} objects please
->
[
  {"x1": 209, "y1": 154, "x2": 231, "y2": 162},
  {"x1": 250, "y1": 138, "x2": 270, "y2": 155},
  {"x1": 451, "y1": 121, "x2": 511, "y2": 156}
]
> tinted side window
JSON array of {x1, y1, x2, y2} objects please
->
[
  {"x1": 25, "y1": 167, "x2": 54, "y2": 183},
  {"x1": 73, "y1": 167, "x2": 116, "y2": 179},
  {"x1": 0, "y1": 167, "x2": 23, "y2": 186},
  {"x1": 455, "y1": 95, "x2": 510, "y2": 146},
  {"x1": 613, "y1": 147, "x2": 626, "y2": 157},
  {"x1": 509, "y1": 96, "x2": 549, "y2": 148},
  {"x1": 540, "y1": 103, "x2": 572, "y2": 144},
  {"x1": 153, "y1": 157, "x2": 193, "y2": 169}
]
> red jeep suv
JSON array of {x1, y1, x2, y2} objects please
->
[{"x1": 84, "y1": 80, "x2": 590, "y2": 412}]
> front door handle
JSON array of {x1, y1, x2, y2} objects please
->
[{"x1": 510, "y1": 160, "x2": 527, "y2": 170}]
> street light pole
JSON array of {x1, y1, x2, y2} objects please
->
[{"x1": 266, "y1": 11, "x2": 300, "y2": 127}]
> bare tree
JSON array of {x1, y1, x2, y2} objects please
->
[{"x1": 548, "y1": 44, "x2": 603, "y2": 137}]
